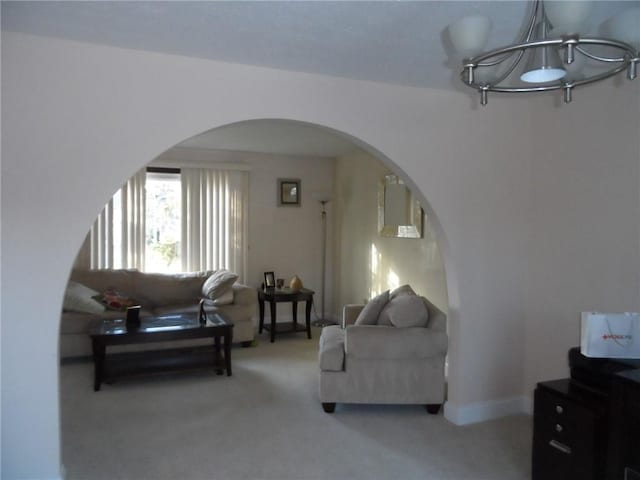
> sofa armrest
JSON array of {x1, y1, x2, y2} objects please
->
[
  {"x1": 232, "y1": 283, "x2": 257, "y2": 306},
  {"x1": 318, "y1": 325, "x2": 345, "y2": 372},
  {"x1": 345, "y1": 325, "x2": 448, "y2": 360},
  {"x1": 342, "y1": 304, "x2": 364, "y2": 328}
]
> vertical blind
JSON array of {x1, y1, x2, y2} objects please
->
[
  {"x1": 181, "y1": 168, "x2": 248, "y2": 282},
  {"x1": 90, "y1": 169, "x2": 146, "y2": 270}
]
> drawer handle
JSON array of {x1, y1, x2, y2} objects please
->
[
  {"x1": 555, "y1": 405, "x2": 564, "y2": 414},
  {"x1": 555, "y1": 424, "x2": 563, "y2": 433},
  {"x1": 549, "y1": 440, "x2": 572, "y2": 455}
]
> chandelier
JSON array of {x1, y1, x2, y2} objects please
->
[{"x1": 448, "y1": 1, "x2": 639, "y2": 106}]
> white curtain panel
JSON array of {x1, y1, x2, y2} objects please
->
[
  {"x1": 181, "y1": 168, "x2": 248, "y2": 281},
  {"x1": 90, "y1": 168, "x2": 146, "y2": 270}
]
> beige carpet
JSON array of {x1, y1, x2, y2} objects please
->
[{"x1": 60, "y1": 327, "x2": 532, "y2": 480}]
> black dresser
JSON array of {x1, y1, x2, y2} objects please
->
[{"x1": 532, "y1": 349, "x2": 640, "y2": 480}]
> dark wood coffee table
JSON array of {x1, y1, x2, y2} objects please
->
[
  {"x1": 90, "y1": 312, "x2": 233, "y2": 391},
  {"x1": 258, "y1": 288, "x2": 314, "y2": 343}
]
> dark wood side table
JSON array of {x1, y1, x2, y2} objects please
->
[{"x1": 257, "y1": 288, "x2": 314, "y2": 343}]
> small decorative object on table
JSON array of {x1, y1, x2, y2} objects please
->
[
  {"x1": 277, "y1": 278, "x2": 285, "y2": 289},
  {"x1": 289, "y1": 275, "x2": 303, "y2": 290},
  {"x1": 125, "y1": 305, "x2": 141, "y2": 329}
]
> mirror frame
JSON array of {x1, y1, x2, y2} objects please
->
[{"x1": 378, "y1": 174, "x2": 423, "y2": 238}]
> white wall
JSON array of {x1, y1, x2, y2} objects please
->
[
  {"x1": 334, "y1": 150, "x2": 448, "y2": 311},
  {"x1": 524, "y1": 81, "x2": 640, "y2": 399},
  {"x1": 153, "y1": 146, "x2": 336, "y2": 321},
  {"x1": 2, "y1": 31, "x2": 638, "y2": 479}
]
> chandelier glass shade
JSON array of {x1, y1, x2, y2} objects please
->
[{"x1": 449, "y1": 0, "x2": 639, "y2": 106}]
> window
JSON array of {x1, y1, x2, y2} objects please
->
[
  {"x1": 145, "y1": 171, "x2": 181, "y2": 273},
  {"x1": 89, "y1": 166, "x2": 248, "y2": 280}
]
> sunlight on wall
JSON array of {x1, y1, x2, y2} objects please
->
[{"x1": 369, "y1": 242, "x2": 401, "y2": 298}]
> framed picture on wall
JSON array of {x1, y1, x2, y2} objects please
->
[{"x1": 278, "y1": 178, "x2": 301, "y2": 206}]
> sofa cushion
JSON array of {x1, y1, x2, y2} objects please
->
[
  {"x1": 318, "y1": 325, "x2": 345, "y2": 371},
  {"x1": 202, "y1": 269, "x2": 238, "y2": 300},
  {"x1": 136, "y1": 271, "x2": 211, "y2": 308},
  {"x1": 346, "y1": 325, "x2": 447, "y2": 359},
  {"x1": 354, "y1": 290, "x2": 390, "y2": 325},
  {"x1": 63, "y1": 281, "x2": 106, "y2": 314},
  {"x1": 386, "y1": 294, "x2": 429, "y2": 328}
]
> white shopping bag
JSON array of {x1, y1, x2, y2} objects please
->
[{"x1": 580, "y1": 312, "x2": 640, "y2": 359}]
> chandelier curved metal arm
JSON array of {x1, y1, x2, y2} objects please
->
[{"x1": 455, "y1": 0, "x2": 639, "y2": 106}]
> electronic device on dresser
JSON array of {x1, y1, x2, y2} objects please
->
[{"x1": 532, "y1": 347, "x2": 640, "y2": 480}]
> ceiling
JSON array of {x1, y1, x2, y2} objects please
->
[{"x1": 3, "y1": 1, "x2": 634, "y2": 157}]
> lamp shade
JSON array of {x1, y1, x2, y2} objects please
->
[
  {"x1": 544, "y1": 1, "x2": 592, "y2": 35},
  {"x1": 448, "y1": 15, "x2": 492, "y2": 57},
  {"x1": 521, "y1": 45, "x2": 566, "y2": 83}
]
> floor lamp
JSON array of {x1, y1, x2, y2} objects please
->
[{"x1": 312, "y1": 192, "x2": 335, "y2": 327}]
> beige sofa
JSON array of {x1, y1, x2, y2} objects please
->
[
  {"x1": 318, "y1": 296, "x2": 448, "y2": 413},
  {"x1": 60, "y1": 269, "x2": 257, "y2": 358}
]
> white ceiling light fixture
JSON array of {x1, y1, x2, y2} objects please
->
[{"x1": 448, "y1": 0, "x2": 639, "y2": 106}]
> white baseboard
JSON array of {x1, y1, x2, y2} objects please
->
[{"x1": 444, "y1": 395, "x2": 532, "y2": 426}]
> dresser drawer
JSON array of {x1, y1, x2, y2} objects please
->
[{"x1": 532, "y1": 381, "x2": 606, "y2": 480}]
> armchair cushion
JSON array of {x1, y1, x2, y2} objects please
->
[
  {"x1": 345, "y1": 325, "x2": 447, "y2": 360},
  {"x1": 318, "y1": 325, "x2": 345, "y2": 371},
  {"x1": 354, "y1": 290, "x2": 389, "y2": 325}
]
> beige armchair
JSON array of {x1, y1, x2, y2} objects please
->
[{"x1": 318, "y1": 297, "x2": 447, "y2": 413}]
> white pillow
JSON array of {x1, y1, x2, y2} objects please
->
[
  {"x1": 63, "y1": 281, "x2": 106, "y2": 315},
  {"x1": 386, "y1": 294, "x2": 430, "y2": 328},
  {"x1": 354, "y1": 290, "x2": 390, "y2": 325},
  {"x1": 201, "y1": 289, "x2": 234, "y2": 306},
  {"x1": 202, "y1": 269, "x2": 238, "y2": 300}
]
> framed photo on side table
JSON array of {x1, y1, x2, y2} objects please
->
[
  {"x1": 278, "y1": 178, "x2": 301, "y2": 206},
  {"x1": 264, "y1": 272, "x2": 276, "y2": 289}
]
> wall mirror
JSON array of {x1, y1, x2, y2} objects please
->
[{"x1": 378, "y1": 175, "x2": 423, "y2": 238}]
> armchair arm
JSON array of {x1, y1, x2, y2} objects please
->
[
  {"x1": 342, "y1": 304, "x2": 364, "y2": 328},
  {"x1": 345, "y1": 325, "x2": 448, "y2": 360}
]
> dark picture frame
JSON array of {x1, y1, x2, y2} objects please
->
[
  {"x1": 278, "y1": 178, "x2": 301, "y2": 206},
  {"x1": 264, "y1": 271, "x2": 276, "y2": 289}
]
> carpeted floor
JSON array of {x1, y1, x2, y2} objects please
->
[{"x1": 60, "y1": 327, "x2": 532, "y2": 480}]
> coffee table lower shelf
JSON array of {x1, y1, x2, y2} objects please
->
[{"x1": 99, "y1": 345, "x2": 228, "y2": 386}]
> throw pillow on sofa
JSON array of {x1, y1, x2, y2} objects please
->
[
  {"x1": 378, "y1": 285, "x2": 418, "y2": 325},
  {"x1": 385, "y1": 294, "x2": 430, "y2": 328},
  {"x1": 93, "y1": 290, "x2": 139, "y2": 311},
  {"x1": 201, "y1": 288, "x2": 234, "y2": 306},
  {"x1": 389, "y1": 284, "x2": 416, "y2": 300},
  {"x1": 202, "y1": 269, "x2": 238, "y2": 301},
  {"x1": 63, "y1": 281, "x2": 106, "y2": 315},
  {"x1": 354, "y1": 290, "x2": 390, "y2": 325}
]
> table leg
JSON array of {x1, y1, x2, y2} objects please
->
[
  {"x1": 224, "y1": 330, "x2": 232, "y2": 376},
  {"x1": 270, "y1": 300, "x2": 277, "y2": 343},
  {"x1": 306, "y1": 298, "x2": 313, "y2": 339},
  {"x1": 214, "y1": 335, "x2": 223, "y2": 375},
  {"x1": 258, "y1": 297, "x2": 265, "y2": 333},
  {"x1": 92, "y1": 338, "x2": 105, "y2": 392},
  {"x1": 292, "y1": 301, "x2": 298, "y2": 330}
]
